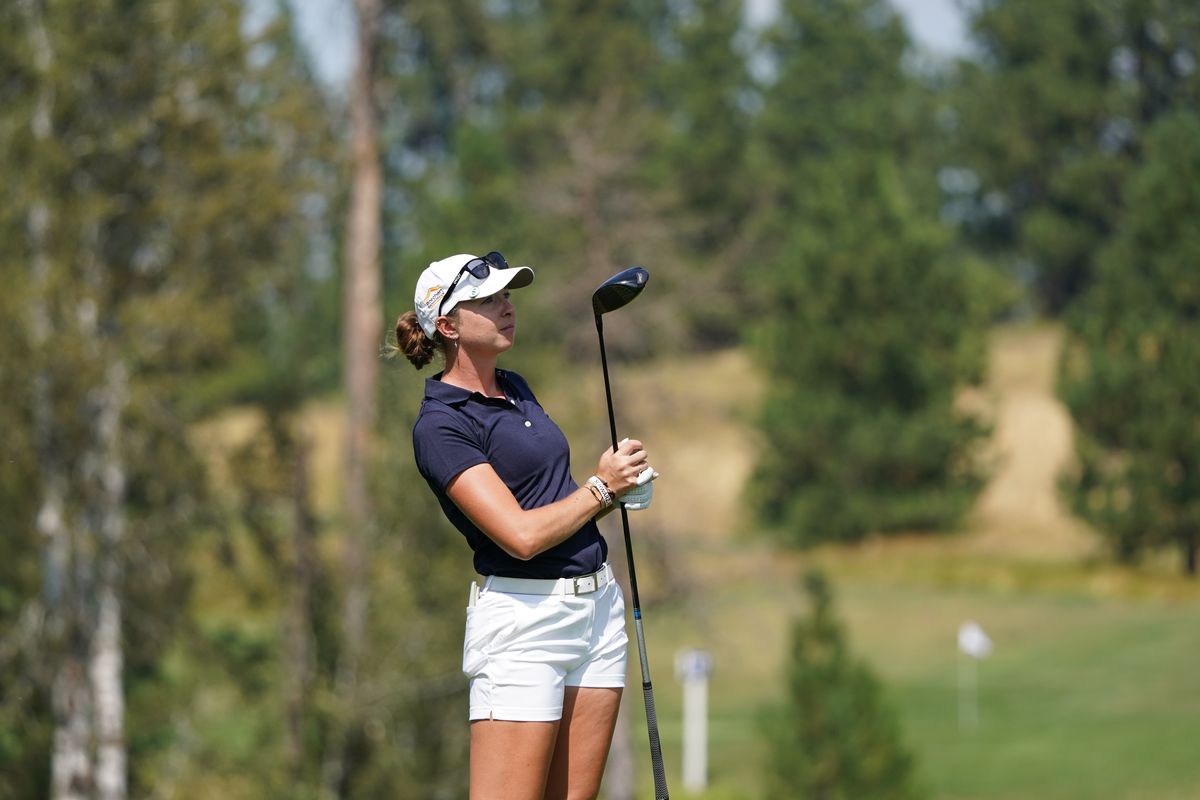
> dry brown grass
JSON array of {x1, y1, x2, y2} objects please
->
[
  {"x1": 197, "y1": 324, "x2": 1114, "y2": 583},
  {"x1": 963, "y1": 323, "x2": 1099, "y2": 561}
]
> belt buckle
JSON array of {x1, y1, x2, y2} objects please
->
[{"x1": 572, "y1": 574, "x2": 598, "y2": 595}]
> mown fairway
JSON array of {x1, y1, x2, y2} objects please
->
[{"x1": 634, "y1": 554, "x2": 1200, "y2": 800}]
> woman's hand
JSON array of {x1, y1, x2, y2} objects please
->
[
  {"x1": 619, "y1": 465, "x2": 658, "y2": 510},
  {"x1": 595, "y1": 437, "x2": 654, "y2": 497}
]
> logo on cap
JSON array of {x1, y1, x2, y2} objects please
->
[{"x1": 421, "y1": 285, "x2": 445, "y2": 310}]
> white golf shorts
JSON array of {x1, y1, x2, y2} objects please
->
[{"x1": 463, "y1": 564, "x2": 628, "y2": 722}]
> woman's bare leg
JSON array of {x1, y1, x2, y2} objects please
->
[
  {"x1": 470, "y1": 719, "x2": 559, "y2": 800},
  {"x1": 543, "y1": 687, "x2": 623, "y2": 800}
]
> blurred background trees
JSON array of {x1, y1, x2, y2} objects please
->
[
  {"x1": 2, "y1": 0, "x2": 1199, "y2": 797},
  {"x1": 1059, "y1": 110, "x2": 1200, "y2": 576},
  {"x1": 3, "y1": 0, "x2": 336, "y2": 796},
  {"x1": 746, "y1": 0, "x2": 994, "y2": 545},
  {"x1": 953, "y1": 0, "x2": 1200, "y2": 314}
]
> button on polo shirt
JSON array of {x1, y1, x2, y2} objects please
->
[{"x1": 412, "y1": 369, "x2": 607, "y2": 579}]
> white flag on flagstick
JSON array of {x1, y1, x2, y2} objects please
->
[
  {"x1": 957, "y1": 620, "x2": 993, "y2": 659},
  {"x1": 957, "y1": 620, "x2": 991, "y2": 729}
]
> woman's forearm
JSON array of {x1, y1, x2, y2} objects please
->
[{"x1": 447, "y1": 464, "x2": 605, "y2": 561}]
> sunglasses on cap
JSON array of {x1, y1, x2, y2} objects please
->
[{"x1": 438, "y1": 251, "x2": 508, "y2": 317}]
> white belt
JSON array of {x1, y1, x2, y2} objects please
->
[{"x1": 484, "y1": 563, "x2": 614, "y2": 596}]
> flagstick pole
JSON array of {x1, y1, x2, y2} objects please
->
[{"x1": 958, "y1": 652, "x2": 978, "y2": 730}]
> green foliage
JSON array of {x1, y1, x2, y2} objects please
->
[
  {"x1": 186, "y1": 9, "x2": 344, "y2": 414},
  {"x1": 748, "y1": 162, "x2": 992, "y2": 543},
  {"x1": 761, "y1": 570, "x2": 921, "y2": 800},
  {"x1": 0, "y1": 0, "x2": 338, "y2": 793},
  {"x1": 662, "y1": 0, "x2": 751, "y2": 235},
  {"x1": 345, "y1": 367, "x2": 472, "y2": 798},
  {"x1": 755, "y1": 0, "x2": 915, "y2": 168},
  {"x1": 462, "y1": 0, "x2": 689, "y2": 361},
  {"x1": 0, "y1": 16, "x2": 46, "y2": 783},
  {"x1": 383, "y1": 0, "x2": 757, "y2": 370},
  {"x1": 747, "y1": 0, "x2": 992, "y2": 544},
  {"x1": 953, "y1": 0, "x2": 1200, "y2": 313},
  {"x1": 1058, "y1": 110, "x2": 1200, "y2": 574},
  {"x1": 656, "y1": 0, "x2": 756, "y2": 346}
]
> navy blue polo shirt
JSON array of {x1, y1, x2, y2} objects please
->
[{"x1": 412, "y1": 369, "x2": 607, "y2": 578}]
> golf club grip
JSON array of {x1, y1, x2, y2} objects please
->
[{"x1": 643, "y1": 681, "x2": 669, "y2": 799}]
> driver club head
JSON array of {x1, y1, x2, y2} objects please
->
[{"x1": 592, "y1": 267, "x2": 650, "y2": 315}]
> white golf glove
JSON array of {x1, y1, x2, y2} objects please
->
[{"x1": 620, "y1": 465, "x2": 658, "y2": 511}]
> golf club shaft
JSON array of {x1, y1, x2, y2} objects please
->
[{"x1": 595, "y1": 314, "x2": 669, "y2": 800}]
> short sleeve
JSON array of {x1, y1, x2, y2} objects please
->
[{"x1": 412, "y1": 407, "x2": 489, "y2": 491}]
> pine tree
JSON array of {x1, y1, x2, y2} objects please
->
[
  {"x1": 663, "y1": 0, "x2": 750, "y2": 231},
  {"x1": 392, "y1": 0, "x2": 703, "y2": 363},
  {"x1": 953, "y1": 0, "x2": 1200, "y2": 313},
  {"x1": 659, "y1": 0, "x2": 756, "y2": 347},
  {"x1": 1059, "y1": 110, "x2": 1200, "y2": 576},
  {"x1": 763, "y1": 571, "x2": 921, "y2": 800},
  {"x1": 747, "y1": 0, "x2": 992, "y2": 545}
]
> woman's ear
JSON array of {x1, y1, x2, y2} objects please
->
[{"x1": 434, "y1": 315, "x2": 458, "y2": 341}]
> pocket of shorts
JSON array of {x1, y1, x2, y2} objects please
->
[{"x1": 462, "y1": 595, "x2": 514, "y2": 677}]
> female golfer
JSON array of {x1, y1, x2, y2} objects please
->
[{"x1": 393, "y1": 251, "x2": 654, "y2": 800}]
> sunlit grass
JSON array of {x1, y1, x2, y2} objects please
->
[{"x1": 633, "y1": 554, "x2": 1200, "y2": 799}]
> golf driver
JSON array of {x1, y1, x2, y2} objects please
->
[{"x1": 592, "y1": 266, "x2": 669, "y2": 800}]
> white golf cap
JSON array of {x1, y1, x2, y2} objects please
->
[{"x1": 413, "y1": 252, "x2": 535, "y2": 338}]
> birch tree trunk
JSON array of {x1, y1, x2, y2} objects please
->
[
  {"x1": 29, "y1": 148, "x2": 92, "y2": 800},
  {"x1": 87, "y1": 358, "x2": 128, "y2": 800},
  {"x1": 325, "y1": 0, "x2": 383, "y2": 793},
  {"x1": 75, "y1": 211, "x2": 129, "y2": 800},
  {"x1": 51, "y1": 659, "x2": 92, "y2": 800},
  {"x1": 91, "y1": 572, "x2": 125, "y2": 800},
  {"x1": 25, "y1": 5, "x2": 129, "y2": 795},
  {"x1": 21, "y1": 2, "x2": 96, "y2": 796}
]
